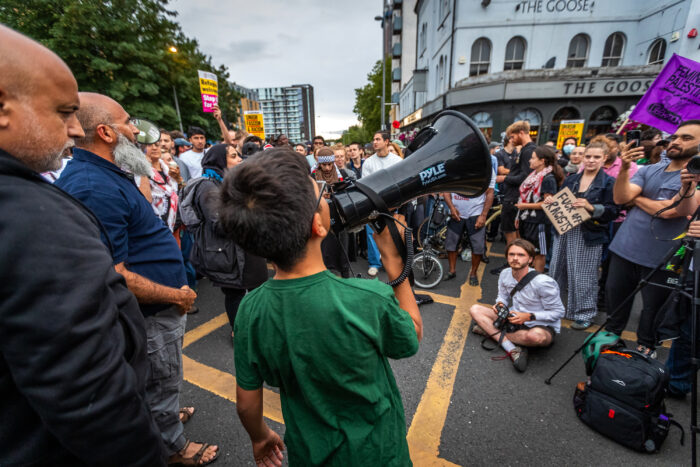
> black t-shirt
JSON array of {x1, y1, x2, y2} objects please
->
[
  {"x1": 503, "y1": 142, "x2": 536, "y2": 202},
  {"x1": 495, "y1": 148, "x2": 518, "y2": 170}
]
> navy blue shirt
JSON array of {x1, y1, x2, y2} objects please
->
[{"x1": 56, "y1": 149, "x2": 187, "y2": 316}]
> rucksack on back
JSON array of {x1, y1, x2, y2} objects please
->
[{"x1": 178, "y1": 177, "x2": 208, "y2": 229}]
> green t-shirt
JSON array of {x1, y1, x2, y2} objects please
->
[{"x1": 234, "y1": 270, "x2": 418, "y2": 466}]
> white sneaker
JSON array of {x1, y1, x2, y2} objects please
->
[{"x1": 368, "y1": 267, "x2": 379, "y2": 276}]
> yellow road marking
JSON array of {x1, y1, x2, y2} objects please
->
[
  {"x1": 424, "y1": 292, "x2": 461, "y2": 307},
  {"x1": 183, "y1": 355, "x2": 284, "y2": 424},
  {"x1": 183, "y1": 313, "x2": 229, "y2": 349},
  {"x1": 407, "y1": 261, "x2": 484, "y2": 464}
]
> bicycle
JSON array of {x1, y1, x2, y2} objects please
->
[{"x1": 412, "y1": 227, "x2": 445, "y2": 289}]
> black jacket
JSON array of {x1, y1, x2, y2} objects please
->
[
  {"x1": 0, "y1": 149, "x2": 165, "y2": 466},
  {"x1": 503, "y1": 142, "x2": 536, "y2": 202},
  {"x1": 191, "y1": 178, "x2": 267, "y2": 289},
  {"x1": 559, "y1": 169, "x2": 619, "y2": 245}
]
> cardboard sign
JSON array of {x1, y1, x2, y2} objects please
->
[
  {"x1": 543, "y1": 187, "x2": 591, "y2": 235},
  {"x1": 556, "y1": 119, "x2": 585, "y2": 148},
  {"x1": 628, "y1": 54, "x2": 700, "y2": 134},
  {"x1": 198, "y1": 70, "x2": 218, "y2": 113},
  {"x1": 244, "y1": 110, "x2": 266, "y2": 140}
]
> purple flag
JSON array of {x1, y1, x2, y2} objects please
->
[{"x1": 628, "y1": 54, "x2": 700, "y2": 134}]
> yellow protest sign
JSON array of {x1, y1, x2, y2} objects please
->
[
  {"x1": 244, "y1": 111, "x2": 265, "y2": 140},
  {"x1": 556, "y1": 119, "x2": 585, "y2": 148}
]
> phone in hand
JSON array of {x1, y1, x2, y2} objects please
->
[{"x1": 626, "y1": 130, "x2": 642, "y2": 148}]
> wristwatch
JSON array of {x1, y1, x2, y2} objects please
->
[{"x1": 529, "y1": 313, "x2": 536, "y2": 321}]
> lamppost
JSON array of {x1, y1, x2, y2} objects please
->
[
  {"x1": 167, "y1": 46, "x2": 184, "y2": 134},
  {"x1": 374, "y1": 1, "x2": 390, "y2": 132}
]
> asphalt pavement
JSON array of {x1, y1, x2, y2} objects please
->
[{"x1": 180, "y1": 238, "x2": 693, "y2": 466}]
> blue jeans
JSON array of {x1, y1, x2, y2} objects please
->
[
  {"x1": 366, "y1": 224, "x2": 381, "y2": 268},
  {"x1": 180, "y1": 230, "x2": 197, "y2": 290},
  {"x1": 666, "y1": 317, "x2": 693, "y2": 394}
]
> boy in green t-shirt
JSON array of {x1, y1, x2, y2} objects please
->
[{"x1": 219, "y1": 148, "x2": 423, "y2": 466}]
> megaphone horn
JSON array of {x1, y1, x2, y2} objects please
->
[{"x1": 328, "y1": 110, "x2": 491, "y2": 233}]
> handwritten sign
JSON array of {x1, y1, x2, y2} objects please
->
[
  {"x1": 543, "y1": 186, "x2": 591, "y2": 235},
  {"x1": 198, "y1": 70, "x2": 218, "y2": 113}
]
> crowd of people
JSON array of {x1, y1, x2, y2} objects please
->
[{"x1": 3, "y1": 23, "x2": 700, "y2": 467}]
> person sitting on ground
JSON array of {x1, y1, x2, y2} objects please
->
[
  {"x1": 470, "y1": 239, "x2": 565, "y2": 372},
  {"x1": 219, "y1": 147, "x2": 422, "y2": 466},
  {"x1": 548, "y1": 141, "x2": 618, "y2": 330},
  {"x1": 515, "y1": 145, "x2": 564, "y2": 272}
]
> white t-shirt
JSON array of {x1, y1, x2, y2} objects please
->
[
  {"x1": 179, "y1": 149, "x2": 206, "y2": 178},
  {"x1": 451, "y1": 168, "x2": 496, "y2": 219},
  {"x1": 361, "y1": 152, "x2": 403, "y2": 177}
]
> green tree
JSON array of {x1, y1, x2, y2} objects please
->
[
  {"x1": 0, "y1": 0, "x2": 241, "y2": 138},
  {"x1": 352, "y1": 56, "x2": 392, "y2": 136},
  {"x1": 341, "y1": 125, "x2": 372, "y2": 146}
]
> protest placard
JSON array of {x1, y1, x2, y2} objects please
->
[
  {"x1": 543, "y1": 186, "x2": 591, "y2": 235},
  {"x1": 556, "y1": 120, "x2": 585, "y2": 148},
  {"x1": 244, "y1": 110, "x2": 266, "y2": 140},
  {"x1": 198, "y1": 70, "x2": 218, "y2": 113},
  {"x1": 628, "y1": 54, "x2": 700, "y2": 134}
]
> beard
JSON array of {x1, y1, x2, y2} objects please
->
[
  {"x1": 666, "y1": 145, "x2": 698, "y2": 160},
  {"x1": 113, "y1": 133, "x2": 152, "y2": 176}
]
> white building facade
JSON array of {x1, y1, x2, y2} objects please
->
[{"x1": 399, "y1": 0, "x2": 700, "y2": 142}]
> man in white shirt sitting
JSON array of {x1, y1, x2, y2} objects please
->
[
  {"x1": 360, "y1": 131, "x2": 403, "y2": 276},
  {"x1": 470, "y1": 239, "x2": 565, "y2": 372},
  {"x1": 179, "y1": 126, "x2": 207, "y2": 178}
]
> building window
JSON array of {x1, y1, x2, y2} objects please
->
[
  {"x1": 419, "y1": 23, "x2": 427, "y2": 55},
  {"x1": 438, "y1": 56, "x2": 445, "y2": 93},
  {"x1": 566, "y1": 34, "x2": 589, "y2": 68},
  {"x1": 514, "y1": 108, "x2": 542, "y2": 141},
  {"x1": 602, "y1": 32, "x2": 625, "y2": 67},
  {"x1": 504, "y1": 36, "x2": 526, "y2": 71},
  {"x1": 472, "y1": 111, "x2": 493, "y2": 140},
  {"x1": 548, "y1": 106, "x2": 581, "y2": 142},
  {"x1": 470, "y1": 38, "x2": 491, "y2": 77},
  {"x1": 586, "y1": 106, "x2": 618, "y2": 138},
  {"x1": 648, "y1": 39, "x2": 666, "y2": 65},
  {"x1": 439, "y1": 0, "x2": 450, "y2": 22}
]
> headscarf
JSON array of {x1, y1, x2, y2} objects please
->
[
  {"x1": 201, "y1": 143, "x2": 229, "y2": 179},
  {"x1": 314, "y1": 147, "x2": 339, "y2": 184}
]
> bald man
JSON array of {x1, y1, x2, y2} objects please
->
[
  {"x1": 56, "y1": 92, "x2": 219, "y2": 466},
  {"x1": 0, "y1": 25, "x2": 166, "y2": 466}
]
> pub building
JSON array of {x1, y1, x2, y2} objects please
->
[{"x1": 392, "y1": 0, "x2": 700, "y2": 144}]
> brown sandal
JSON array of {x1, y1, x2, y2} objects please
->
[
  {"x1": 179, "y1": 407, "x2": 195, "y2": 424},
  {"x1": 169, "y1": 440, "x2": 219, "y2": 466}
]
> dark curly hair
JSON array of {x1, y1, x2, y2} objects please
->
[{"x1": 219, "y1": 148, "x2": 316, "y2": 271}]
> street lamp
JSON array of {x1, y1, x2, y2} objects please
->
[
  {"x1": 167, "y1": 46, "x2": 184, "y2": 133},
  {"x1": 374, "y1": 12, "x2": 386, "y2": 132}
]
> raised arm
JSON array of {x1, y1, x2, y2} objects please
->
[
  {"x1": 613, "y1": 143, "x2": 645, "y2": 205},
  {"x1": 213, "y1": 104, "x2": 233, "y2": 145}
]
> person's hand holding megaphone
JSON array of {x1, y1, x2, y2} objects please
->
[
  {"x1": 372, "y1": 213, "x2": 423, "y2": 341},
  {"x1": 688, "y1": 219, "x2": 700, "y2": 238}
]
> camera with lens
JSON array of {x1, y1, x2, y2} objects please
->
[
  {"x1": 686, "y1": 154, "x2": 700, "y2": 175},
  {"x1": 493, "y1": 303, "x2": 518, "y2": 333}
]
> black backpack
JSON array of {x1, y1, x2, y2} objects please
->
[{"x1": 573, "y1": 349, "x2": 684, "y2": 453}]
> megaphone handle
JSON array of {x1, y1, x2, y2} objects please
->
[{"x1": 353, "y1": 181, "x2": 407, "y2": 259}]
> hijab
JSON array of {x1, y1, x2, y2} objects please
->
[{"x1": 201, "y1": 143, "x2": 229, "y2": 179}]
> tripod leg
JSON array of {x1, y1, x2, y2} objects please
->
[
  {"x1": 545, "y1": 243, "x2": 683, "y2": 385},
  {"x1": 691, "y1": 240, "x2": 699, "y2": 467}
]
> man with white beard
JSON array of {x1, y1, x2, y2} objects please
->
[{"x1": 56, "y1": 92, "x2": 220, "y2": 466}]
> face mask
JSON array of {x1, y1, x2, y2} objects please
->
[{"x1": 563, "y1": 144, "x2": 575, "y2": 156}]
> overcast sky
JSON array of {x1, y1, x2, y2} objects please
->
[{"x1": 171, "y1": 0, "x2": 384, "y2": 138}]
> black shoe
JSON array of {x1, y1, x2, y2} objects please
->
[
  {"x1": 482, "y1": 255, "x2": 490, "y2": 264},
  {"x1": 468, "y1": 275, "x2": 479, "y2": 286},
  {"x1": 667, "y1": 385, "x2": 687, "y2": 400},
  {"x1": 415, "y1": 294, "x2": 434, "y2": 306},
  {"x1": 490, "y1": 263, "x2": 507, "y2": 275},
  {"x1": 510, "y1": 346, "x2": 528, "y2": 372},
  {"x1": 444, "y1": 272, "x2": 457, "y2": 280}
]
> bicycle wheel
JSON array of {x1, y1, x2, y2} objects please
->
[
  {"x1": 412, "y1": 252, "x2": 444, "y2": 289},
  {"x1": 417, "y1": 218, "x2": 432, "y2": 249}
]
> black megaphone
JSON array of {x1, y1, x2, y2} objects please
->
[{"x1": 327, "y1": 110, "x2": 491, "y2": 233}]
